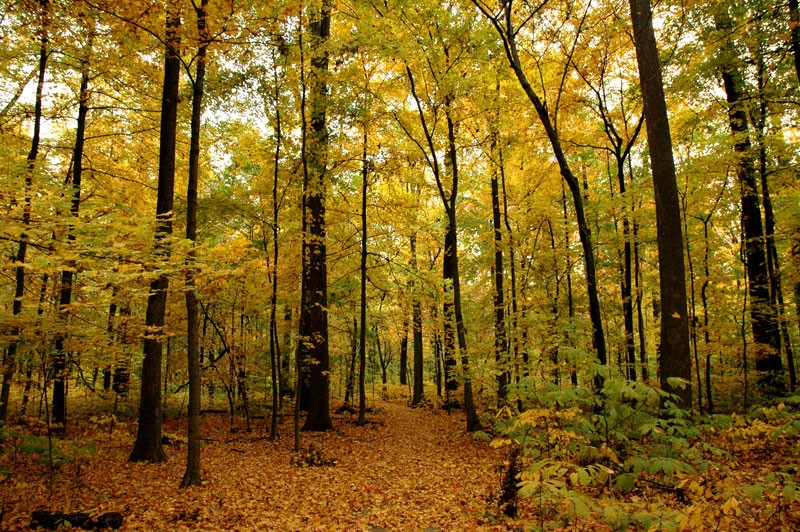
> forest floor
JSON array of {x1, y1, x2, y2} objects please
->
[
  {"x1": 0, "y1": 398, "x2": 537, "y2": 531},
  {"x1": 3, "y1": 394, "x2": 799, "y2": 531}
]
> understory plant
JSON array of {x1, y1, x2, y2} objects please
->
[{"x1": 495, "y1": 376, "x2": 800, "y2": 530}]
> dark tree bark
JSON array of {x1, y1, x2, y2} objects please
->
[
  {"x1": 268, "y1": 70, "x2": 283, "y2": 442},
  {"x1": 633, "y1": 218, "x2": 649, "y2": 383},
  {"x1": 52, "y1": 55, "x2": 91, "y2": 427},
  {"x1": 129, "y1": 5, "x2": 181, "y2": 463},
  {"x1": 299, "y1": 0, "x2": 333, "y2": 431},
  {"x1": 790, "y1": 0, "x2": 800, "y2": 84},
  {"x1": 357, "y1": 130, "x2": 369, "y2": 426},
  {"x1": 628, "y1": 0, "x2": 692, "y2": 408},
  {"x1": 0, "y1": 0, "x2": 48, "y2": 424},
  {"x1": 403, "y1": 64, "x2": 477, "y2": 429},
  {"x1": 180, "y1": 0, "x2": 208, "y2": 489},
  {"x1": 444, "y1": 103, "x2": 479, "y2": 431},
  {"x1": 344, "y1": 317, "x2": 357, "y2": 408},
  {"x1": 410, "y1": 233, "x2": 425, "y2": 406},
  {"x1": 399, "y1": 319, "x2": 408, "y2": 386},
  {"x1": 715, "y1": 11, "x2": 783, "y2": 395},
  {"x1": 754, "y1": 55, "x2": 796, "y2": 391},
  {"x1": 490, "y1": 127, "x2": 509, "y2": 404}
]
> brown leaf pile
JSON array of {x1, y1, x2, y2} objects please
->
[{"x1": 1, "y1": 402, "x2": 528, "y2": 530}]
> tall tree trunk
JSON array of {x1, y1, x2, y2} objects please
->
[
  {"x1": 357, "y1": 131, "x2": 369, "y2": 426},
  {"x1": 399, "y1": 319, "x2": 408, "y2": 386},
  {"x1": 52, "y1": 55, "x2": 90, "y2": 426},
  {"x1": 180, "y1": 0, "x2": 208, "y2": 488},
  {"x1": 300, "y1": 0, "x2": 333, "y2": 431},
  {"x1": 754, "y1": 56, "x2": 796, "y2": 391},
  {"x1": 129, "y1": 4, "x2": 181, "y2": 463},
  {"x1": 716, "y1": 12, "x2": 783, "y2": 395},
  {"x1": 344, "y1": 316, "x2": 357, "y2": 407},
  {"x1": 0, "y1": 0, "x2": 48, "y2": 424},
  {"x1": 629, "y1": 0, "x2": 692, "y2": 408},
  {"x1": 500, "y1": 144, "x2": 522, "y2": 391},
  {"x1": 444, "y1": 105, "x2": 479, "y2": 432},
  {"x1": 633, "y1": 217, "x2": 649, "y2": 383},
  {"x1": 268, "y1": 95, "x2": 283, "y2": 441},
  {"x1": 491, "y1": 128, "x2": 508, "y2": 405},
  {"x1": 410, "y1": 234, "x2": 424, "y2": 406},
  {"x1": 701, "y1": 218, "x2": 714, "y2": 412}
]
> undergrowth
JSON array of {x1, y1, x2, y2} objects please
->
[{"x1": 492, "y1": 377, "x2": 800, "y2": 530}]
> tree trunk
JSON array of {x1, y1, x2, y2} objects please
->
[
  {"x1": 629, "y1": 0, "x2": 692, "y2": 408},
  {"x1": 410, "y1": 234, "x2": 425, "y2": 406},
  {"x1": 399, "y1": 319, "x2": 408, "y2": 386},
  {"x1": 715, "y1": 12, "x2": 783, "y2": 395},
  {"x1": 300, "y1": 0, "x2": 333, "y2": 431},
  {"x1": 129, "y1": 5, "x2": 181, "y2": 463},
  {"x1": 491, "y1": 129, "x2": 508, "y2": 405},
  {"x1": 0, "y1": 0, "x2": 48, "y2": 424},
  {"x1": 473, "y1": 2, "x2": 608, "y2": 377},
  {"x1": 445, "y1": 106, "x2": 479, "y2": 432},
  {"x1": 268, "y1": 98, "x2": 282, "y2": 440},
  {"x1": 180, "y1": 0, "x2": 208, "y2": 488},
  {"x1": 52, "y1": 60, "x2": 90, "y2": 427},
  {"x1": 358, "y1": 131, "x2": 368, "y2": 426}
]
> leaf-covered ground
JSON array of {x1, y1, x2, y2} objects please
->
[
  {"x1": 3, "y1": 398, "x2": 799, "y2": 530},
  {"x1": 0, "y1": 401, "x2": 525, "y2": 530}
]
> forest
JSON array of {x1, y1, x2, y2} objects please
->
[{"x1": 1, "y1": 0, "x2": 799, "y2": 529}]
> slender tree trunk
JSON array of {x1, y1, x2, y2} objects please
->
[
  {"x1": 410, "y1": 233, "x2": 425, "y2": 406},
  {"x1": 491, "y1": 129, "x2": 508, "y2": 405},
  {"x1": 754, "y1": 57, "x2": 796, "y2": 391},
  {"x1": 633, "y1": 217, "x2": 649, "y2": 383},
  {"x1": 683, "y1": 197, "x2": 703, "y2": 412},
  {"x1": 629, "y1": 0, "x2": 692, "y2": 408},
  {"x1": 716, "y1": 12, "x2": 783, "y2": 395},
  {"x1": 357, "y1": 131, "x2": 368, "y2": 426},
  {"x1": 615, "y1": 157, "x2": 637, "y2": 382},
  {"x1": 299, "y1": 0, "x2": 333, "y2": 431},
  {"x1": 0, "y1": 0, "x2": 48, "y2": 424},
  {"x1": 344, "y1": 317, "x2": 357, "y2": 407},
  {"x1": 473, "y1": 3, "x2": 608, "y2": 376},
  {"x1": 129, "y1": 5, "x2": 181, "y2": 463},
  {"x1": 701, "y1": 219, "x2": 714, "y2": 412},
  {"x1": 444, "y1": 106, "x2": 478, "y2": 432},
  {"x1": 399, "y1": 319, "x2": 408, "y2": 386},
  {"x1": 180, "y1": 0, "x2": 208, "y2": 488},
  {"x1": 266, "y1": 49, "x2": 285, "y2": 439},
  {"x1": 52, "y1": 58, "x2": 90, "y2": 426}
]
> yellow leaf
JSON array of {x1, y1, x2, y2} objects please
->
[{"x1": 721, "y1": 496, "x2": 740, "y2": 515}]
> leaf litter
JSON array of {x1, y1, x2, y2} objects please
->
[{"x1": 0, "y1": 402, "x2": 528, "y2": 530}]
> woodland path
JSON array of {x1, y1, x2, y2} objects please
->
[{"x1": 1, "y1": 400, "x2": 518, "y2": 530}]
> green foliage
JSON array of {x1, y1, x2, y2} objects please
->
[
  {"x1": 494, "y1": 379, "x2": 716, "y2": 528},
  {"x1": 495, "y1": 385, "x2": 800, "y2": 527},
  {"x1": 16, "y1": 434, "x2": 96, "y2": 468}
]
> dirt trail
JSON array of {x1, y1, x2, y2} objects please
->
[{"x1": 1, "y1": 401, "x2": 512, "y2": 530}]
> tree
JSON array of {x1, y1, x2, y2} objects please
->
[
  {"x1": 628, "y1": 0, "x2": 692, "y2": 408},
  {"x1": 181, "y1": 0, "x2": 209, "y2": 488},
  {"x1": 0, "y1": 0, "x2": 49, "y2": 424},
  {"x1": 129, "y1": 2, "x2": 181, "y2": 463},
  {"x1": 473, "y1": 0, "x2": 608, "y2": 381},
  {"x1": 714, "y1": 6, "x2": 783, "y2": 396},
  {"x1": 52, "y1": 30, "x2": 92, "y2": 427},
  {"x1": 299, "y1": 0, "x2": 333, "y2": 432}
]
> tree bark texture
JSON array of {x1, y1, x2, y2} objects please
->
[
  {"x1": 629, "y1": 0, "x2": 692, "y2": 408},
  {"x1": 130, "y1": 5, "x2": 181, "y2": 463}
]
